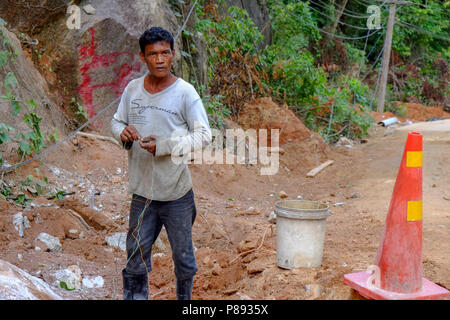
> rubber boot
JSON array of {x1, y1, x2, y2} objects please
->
[
  {"x1": 122, "y1": 269, "x2": 148, "y2": 300},
  {"x1": 176, "y1": 277, "x2": 194, "y2": 300}
]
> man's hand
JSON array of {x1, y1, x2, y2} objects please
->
[
  {"x1": 120, "y1": 125, "x2": 141, "y2": 142},
  {"x1": 140, "y1": 135, "x2": 156, "y2": 155}
]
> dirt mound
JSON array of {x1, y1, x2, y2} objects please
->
[
  {"x1": 1, "y1": 103, "x2": 448, "y2": 301},
  {"x1": 371, "y1": 103, "x2": 450, "y2": 124},
  {"x1": 238, "y1": 97, "x2": 312, "y2": 145},
  {"x1": 403, "y1": 103, "x2": 450, "y2": 122}
]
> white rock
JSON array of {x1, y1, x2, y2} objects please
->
[
  {"x1": 305, "y1": 283, "x2": 322, "y2": 299},
  {"x1": 13, "y1": 212, "x2": 32, "y2": 237},
  {"x1": 336, "y1": 136, "x2": 354, "y2": 147},
  {"x1": 54, "y1": 265, "x2": 82, "y2": 290},
  {"x1": 23, "y1": 216, "x2": 31, "y2": 229},
  {"x1": 1, "y1": 160, "x2": 12, "y2": 169},
  {"x1": 152, "y1": 253, "x2": 165, "y2": 258},
  {"x1": 82, "y1": 276, "x2": 104, "y2": 289},
  {"x1": 0, "y1": 259, "x2": 62, "y2": 300},
  {"x1": 268, "y1": 211, "x2": 277, "y2": 224},
  {"x1": 105, "y1": 232, "x2": 127, "y2": 251},
  {"x1": 50, "y1": 166, "x2": 61, "y2": 176},
  {"x1": 13, "y1": 212, "x2": 25, "y2": 237},
  {"x1": 35, "y1": 233, "x2": 62, "y2": 252}
]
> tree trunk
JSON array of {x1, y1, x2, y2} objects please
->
[{"x1": 330, "y1": 0, "x2": 349, "y2": 34}]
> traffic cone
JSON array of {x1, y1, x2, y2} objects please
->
[{"x1": 344, "y1": 132, "x2": 449, "y2": 300}]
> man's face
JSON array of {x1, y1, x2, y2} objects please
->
[{"x1": 140, "y1": 41, "x2": 174, "y2": 78}]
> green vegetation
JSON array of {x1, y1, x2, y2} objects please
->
[
  {"x1": 0, "y1": 23, "x2": 57, "y2": 206},
  {"x1": 0, "y1": 25, "x2": 51, "y2": 163},
  {"x1": 176, "y1": 0, "x2": 448, "y2": 142}
]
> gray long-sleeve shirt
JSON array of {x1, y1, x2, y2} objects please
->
[{"x1": 110, "y1": 73, "x2": 211, "y2": 201}]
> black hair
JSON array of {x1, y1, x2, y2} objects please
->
[{"x1": 139, "y1": 27, "x2": 174, "y2": 54}]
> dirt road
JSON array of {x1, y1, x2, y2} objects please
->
[{"x1": 0, "y1": 118, "x2": 448, "y2": 300}]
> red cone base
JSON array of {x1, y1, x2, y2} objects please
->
[{"x1": 344, "y1": 271, "x2": 449, "y2": 300}]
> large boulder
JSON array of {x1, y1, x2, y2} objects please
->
[
  {"x1": 34, "y1": 0, "x2": 183, "y2": 134},
  {"x1": 0, "y1": 259, "x2": 62, "y2": 300},
  {"x1": 1, "y1": 0, "x2": 183, "y2": 134},
  {"x1": 0, "y1": 0, "x2": 75, "y2": 35},
  {"x1": 0, "y1": 26, "x2": 68, "y2": 160}
]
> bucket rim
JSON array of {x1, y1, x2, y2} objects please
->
[
  {"x1": 275, "y1": 199, "x2": 329, "y2": 211},
  {"x1": 275, "y1": 200, "x2": 330, "y2": 220}
]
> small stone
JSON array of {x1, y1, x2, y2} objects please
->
[
  {"x1": 297, "y1": 195, "x2": 303, "y2": 199},
  {"x1": 111, "y1": 176, "x2": 122, "y2": 183},
  {"x1": 268, "y1": 211, "x2": 277, "y2": 224},
  {"x1": 34, "y1": 213, "x2": 43, "y2": 224},
  {"x1": 67, "y1": 229, "x2": 79, "y2": 239},
  {"x1": 202, "y1": 256, "x2": 214, "y2": 268},
  {"x1": 278, "y1": 191, "x2": 288, "y2": 199},
  {"x1": 247, "y1": 260, "x2": 265, "y2": 274},
  {"x1": 211, "y1": 225, "x2": 227, "y2": 239},
  {"x1": 211, "y1": 264, "x2": 221, "y2": 276},
  {"x1": 443, "y1": 195, "x2": 450, "y2": 201},
  {"x1": 336, "y1": 137, "x2": 354, "y2": 147},
  {"x1": 237, "y1": 239, "x2": 258, "y2": 253},
  {"x1": 54, "y1": 265, "x2": 82, "y2": 290},
  {"x1": 83, "y1": 4, "x2": 96, "y2": 15},
  {"x1": 152, "y1": 236, "x2": 166, "y2": 253},
  {"x1": 334, "y1": 202, "x2": 345, "y2": 207},
  {"x1": 13, "y1": 212, "x2": 25, "y2": 237},
  {"x1": 223, "y1": 288, "x2": 238, "y2": 296},
  {"x1": 305, "y1": 283, "x2": 322, "y2": 299},
  {"x1": 72, "y1": 138, "x2": 79, "y2": 146},
  {"x1": 105, "y1": 232, "x2": 127, "y2": 251},
  {"x1": 243, "y1": 207, "x2": 261, "y2": 215},
  {"x1": 237, "y1": 292, "x2": 252, "y2": 300},
  {"x1": 23, "y1": 216, "x2": 31, "y2": 229}
]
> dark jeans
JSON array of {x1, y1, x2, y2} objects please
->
[{"x1": 122, "y1": 189, "x2": 198, "y2": 299}]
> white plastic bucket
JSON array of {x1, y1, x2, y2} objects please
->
[{"x1": 275, "y1": 200, "x2": 331, "y2": 269}]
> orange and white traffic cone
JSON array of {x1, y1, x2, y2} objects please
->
[{"x1": 344, "y1": 132, "x2": 449, "y2": 300}]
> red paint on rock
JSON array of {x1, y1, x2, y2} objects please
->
[{"x1": 78, "y1": 28, "x2": 141, "y2": 128}]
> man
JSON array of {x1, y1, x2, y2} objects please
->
[{"x1": 111, "y1": 27, "x2": 211, "y2": 300}]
